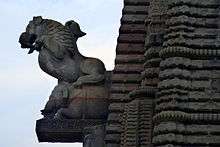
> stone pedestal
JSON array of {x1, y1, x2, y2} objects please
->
[
  {"x1": 36, "y1": 77, "x2": 110, "y2": 145},
  {"x1": 83, "y1": 125, "x2": 106, "y2": 147}
]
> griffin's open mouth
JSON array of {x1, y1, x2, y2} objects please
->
[{"x1": 19, "y1": 32, "x2": 37, "y2": 49}]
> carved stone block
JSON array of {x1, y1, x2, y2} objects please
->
[{"x1": 36, "y1": 118, "x2": 106, "y2": 143}]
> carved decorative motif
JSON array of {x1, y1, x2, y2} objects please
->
[
  {"x1": 105, "y1": 1, "x2": 149, "y2": 147},
  {"x1": 153, "y1": 0, "x2": 220, "y2": 146}
]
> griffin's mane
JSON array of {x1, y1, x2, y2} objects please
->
[
  {"x1": 43, "y1": 19, "x2": 64, "y2": 34},
  {"x1": 42, "y1": 19, "x2": 75, "y2": 49}
]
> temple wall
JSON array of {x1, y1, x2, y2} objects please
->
[
  {"x1": 105, "y1": 0, "x2": 150, "y2": 146},
  {"x1": 108, "y1": 0, "x2": 220, "y2": 146},
  {"x1": 153, "y1": 0, "x2": 220, "y2": 146}
]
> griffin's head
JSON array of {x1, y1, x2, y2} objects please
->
[{"x1": 19, "y1": 16, "x2": 45, "y2": 53}]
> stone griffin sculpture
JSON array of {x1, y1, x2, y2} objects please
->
[{"x1": 19, "y1": 16, "x2": 109, "y2": 119}]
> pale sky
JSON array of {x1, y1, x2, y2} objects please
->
[{"x1": 0, "y1": 0, "x2": 122, "y2": 147}]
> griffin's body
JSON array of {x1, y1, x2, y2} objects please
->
[{"x1": 19, "y1": 16, "x2": 106, "y2": 117}]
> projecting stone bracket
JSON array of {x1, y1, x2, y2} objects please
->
[{"x1": 36, "y1": 118, "x2": 106, "y2": 143}]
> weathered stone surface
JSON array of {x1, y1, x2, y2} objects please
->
[
  {"x1": 116, "y1": 43, "x2": 145, "y2": 54},
  {"x1": 83, "y1": 125, "x2": 106, "y2": 147},
  {"x1": 124, "y1": 0, "x2": 150, "y2": 5},
  {"x1": 56, "y1": 84, "x2": 109, "y2": 119},
  {"x1": 121, "y1": 14, "x2": 147, "y2": 24},
  {"x1": 118, "y1": 34, "x2": 146, "y2": 43},
  {"x1": 123, "y1": 6, "x2": 149, "y2": 14},
  {"x1": 115, "y1": 54, "x2": 144, "y2": 64},
  {"x1": 36, "y1": 119, "x2": 106, "y2": 143},
  {"x1": 120, "y1": 99, "x2": 153, "y2": 147},
  {"x1": 114, "y1": 64, "x2": 143, "y2": 73},
  {"x1": 120, "y1": 24, "x2": 146, "y2": 34},
  {"x1": 153, "y1": 0, "x2": 220, "y2": 146},
  {"x1": 111, "y1": 74, "x2": 141, "y2": 83},
  {"x1": 106, "y1": 1, "x2": 149, "y2": 146}
]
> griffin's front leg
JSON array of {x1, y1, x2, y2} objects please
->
[{"x1": 72, "y1": 74, "x2": 105, "y2": 88}]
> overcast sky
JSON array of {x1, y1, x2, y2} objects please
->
[{"x1": 0, "y1": 0, "x2": 122, "y2": 147}]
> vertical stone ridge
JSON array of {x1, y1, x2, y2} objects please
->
[
  {"x1": 153, "y1": 0, "x2": 220, "y2": 146},
  {"x1": 119, "y1": 0, "x2": 167, "y2": 146},
  {"x1": 106, "y1": 0, "x2": 149, "y2": 147},
  {"x1": 120, "y1": 99, "x2": 154, "y2": 147}
]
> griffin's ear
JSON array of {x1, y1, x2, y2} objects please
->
[
  {"x1": 33, "y1": 16, "x2": 43, "y2": 25},
  {"x1": 65, "y1": 20, "x2": 86, "y2": 38}
]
